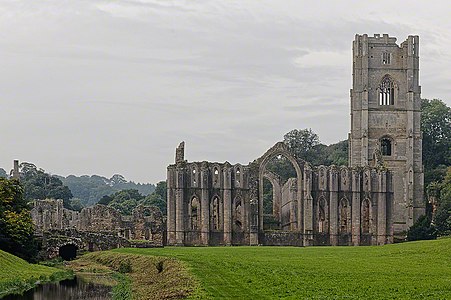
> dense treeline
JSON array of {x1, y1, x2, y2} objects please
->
[
  {"x1": 0, "y1": 162, "x2": 156, "y2": 211},
  {"x1": 59, "y1": 174, "x2": 155, "y2": 207},
  {"x1": 408, "y1": 99, "x2": 451, "y2": 240},
  {"x1": 98, "y1": 181, "x2": 167, "y2": 215}
]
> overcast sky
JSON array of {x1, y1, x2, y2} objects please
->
[{"x1": 1, "y1": 0, "x2": 450, "y2": 183}]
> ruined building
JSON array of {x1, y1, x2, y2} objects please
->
[
  {"x1": 166, "y1": 34, "x2": 425, "y2": 246},
  {"x1": 30, "y1": 199, "x2": 164, "y2": 257}
]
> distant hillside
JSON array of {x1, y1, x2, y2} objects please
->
[{"x1": 58, "y1": 174, "x2": 155, "y2": 207}]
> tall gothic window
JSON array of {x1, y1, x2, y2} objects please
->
[
  {"x1": 211, "y1": 196, "x2": 220, "y2": 230},
  {"x1": 318, "y1": 206, "x2": 326, "y2": 233},
  {"x1": 339, "y1": 198, "x2": 350, "y2": 234},
  {"x1": 361, "y1": 199, "x2": 371, "y2": 234},
  {"x1": 191, "y1": 197, "x2": 199, "y2": 230},
  {"x1": 381, "y1": 138, "x2": 392, "y2": 156},
  {"x1": 379, "y1": 76, "x2": 395, "y2": 106},
  {"x1": 213, "y1": 167, "x2": 219, "y2": 185},
  {"x1": 318, "y1": 197, "x2": 328, "y2": 233},
  {"x1": 234, "y1": 199, "x2": 242, "y2": 229}
]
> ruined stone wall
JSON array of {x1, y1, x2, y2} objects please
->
[
  {"x1": 167, "y1": 141, "x2": 393, "y2": 247},
  {"x1": 31, "y1": 200, "x2": 164, "y2": 247}
]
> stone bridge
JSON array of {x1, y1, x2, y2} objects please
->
[{"x1": 38, "y1": 229, "x2": 129, "y2": 260}]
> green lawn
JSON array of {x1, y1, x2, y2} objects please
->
[
  {"x1": 0, "y1": 250, "x2": 71, "y2": 298},
  {"x1": 113, "y1": 238, "x2": 451, "y2": 299}
]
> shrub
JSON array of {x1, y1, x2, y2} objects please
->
[{"x1": 407, "y1": 215, "x2": 436, "y2": 241}]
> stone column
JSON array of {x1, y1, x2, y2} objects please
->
[
  {"x1": 12, "y1": 160, "x2": 20, "y2": 179},
  {"x1": 167, "y1": 167, "x2": 176, "y2": 245},
  {"x1": 303, "y1": 164, "x2": 313, "y2": 246},
  {"x1": 200, "y1": 163, "x2": 210, "y2": 245},
  {"x1": 329, "y1": 167, "x2": 339, "y2": 246},
  {"x1": 351, "y1": 169, "x2": 361, "y2": 246},
  {"x1": 223, "y1": 165, "x2": 232, "y2": 245},
  {"x1": 175, "y1": 167, "x2": 185, "y2": 245},
  {"x1": 377, "y1": 171, "x2": 387, "y2": 245}
]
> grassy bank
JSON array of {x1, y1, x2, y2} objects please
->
[
  {"x1": 74, "y1": 251, "x2": 205, "y2": 299},
  {"x1": 0, "y1": 250, "x2": 72, "y2": 298},
  {"x1": 112, "y1": 238, "x2": 451, "y2": 299}
]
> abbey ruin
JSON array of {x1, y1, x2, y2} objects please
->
[
  {"x1": 166, "y1": 34, "x2": 425, "y2": 246},
  {"x1": 30, "y1": 199, "x2": 164, "y2": 258}
]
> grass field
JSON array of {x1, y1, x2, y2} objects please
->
[
  {"x1": 112, "y1": 238, "x2": 451, "y2": 299},
  {"x1": 0, "y1": 250, "x2": 72, "y2": 298}
]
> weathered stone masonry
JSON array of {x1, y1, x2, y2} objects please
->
[
  {"x1": 166, "y1": 34, "x2": 425, "y2": 246},
  {"x1": 167, "y1": 142, "x2": 393, "y2": 246},
  {"x1": 31, "y1": 199, "x2": 164, "y2": 258}
]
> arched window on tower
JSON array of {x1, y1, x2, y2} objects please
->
[
  {"x1": 379, "y1": 76, "x2": 395, "y2": 106},
  {"x1": 380, "y1": 138, "x2": 392, "y2": 156}
]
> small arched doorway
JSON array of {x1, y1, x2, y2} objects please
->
[{"x1": 59, "y1": 244, "x2": 78, "y2": 261}]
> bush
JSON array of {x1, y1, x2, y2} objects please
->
[
  {"x1": 407, "y1": 215, "x2": 436, "y2": 241},
  {"x1": 117, "y1": 260, "x2": 132, "y2": 273}
]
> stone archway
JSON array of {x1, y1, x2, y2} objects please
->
[
  {"x1": 58, "y1": 243, "x2": 78, "y2": 260},
  {"x1": 258, "y1": 142, "x2": 304, "y2": 234}
]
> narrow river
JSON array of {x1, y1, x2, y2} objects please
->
[{"x1": 3, "y1": 276, "x2": 112, "y2": 300}]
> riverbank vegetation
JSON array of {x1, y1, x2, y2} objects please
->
[
  {"x1": 112, "y1": 238, "x2": 451, "y2": 299},
  {"x1": 70, "y1": 251, "x2": 204, "y2": 299},
  {"x1": 0, "y1": 249, "x2": 72, "y2": 298}
]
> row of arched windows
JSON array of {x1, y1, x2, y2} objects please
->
[
  {"x1": 189, "y1": 166, "x2": 243, "y2": 188},
  {"x1": 189, "y1": 196, "x2": 243, "y2": 231},
  {"x1": 317, "y1": 198, "x2": 371, "y2": 234}
]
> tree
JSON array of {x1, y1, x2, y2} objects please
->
[
  {"x1": 283, "y1": 128, "x2": 320, "y2": 161},
  {"x1": 60, "y1": 174, "x2": 155, "y2": 207},
  {"x1": 154, "y1": 181, "x2": 167, "y2": 201},
  {"x1": 0, "y1": 178, "x2": 37, "y2": 261},
  {"x1": 142, "y1": 193, "x2": 166, "y2": 215},
  {"x1": 69, "y1": 198, "x2": 84, "y2": 212},
  {"x1": 98, "y1": 195, "x2": 113, "y2": 205},
  {"x1": 433, "y1": 167, "x2": 451, "y2": 236},
  {"x1": 421, "y1": 99, "x2": 451, "y2": 186},
  {"x1": 19, "y1": 162, "x2": 73, "y2": 209},
  {"x1": 107, "y1": 189, "x2": 144, "y2": 215},
  {"x1": 407, "y1": 215, "x2": 436, "y2": 241}
]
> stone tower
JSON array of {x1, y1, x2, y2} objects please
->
[{"x1": 349, "y1": 34, "x2": 424, "y2": 236}]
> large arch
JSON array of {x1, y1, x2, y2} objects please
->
[{"x1": 258, "y1": 142, "x2": 304, "y2": 233}]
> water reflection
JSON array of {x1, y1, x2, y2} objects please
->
[{"x1": 3, "y1": 276, "x2": 112, "y2": 300}]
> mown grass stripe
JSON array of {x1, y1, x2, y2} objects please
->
[{"x1": 112, "y1": 238, "x2": 451, "y2": 299}]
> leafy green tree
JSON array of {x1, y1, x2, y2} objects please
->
[
  {"x1": 0, "y1": 178, "x2": 37, "y2": 261},
  {"x1": 407, "y1": 215, "x2": 436, "y2": 241},
  {"x1": 19, "y1": 162, "x2": 73, "y2": 209},
  {"x1": 107, "y1": 189, "x2": 144, "y2": 215},
  {"x1": 421, "y1": 99, "x2": 451, "y2": 186},
  {"x1": 98, "y1": 195, "x2": 113, "y2": 205},
  {"x1": 433, "y1": 167, "x2": 451, "y2": 236},
  {"x1": 0, "y1": 168, "x2": 7, "y2": 178},
  {"x1": 154, "y1": 181, "x2": 167, "y2": 201},
  {"x1": 69, "y1": 198, "x2": 84, "y2": 212},
  {"x1": 142, "y1": 193, "x2": 166, "y2": 215},
  {"x1": 283, "y1": 128, "x2": 320, "y2": 161}
]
